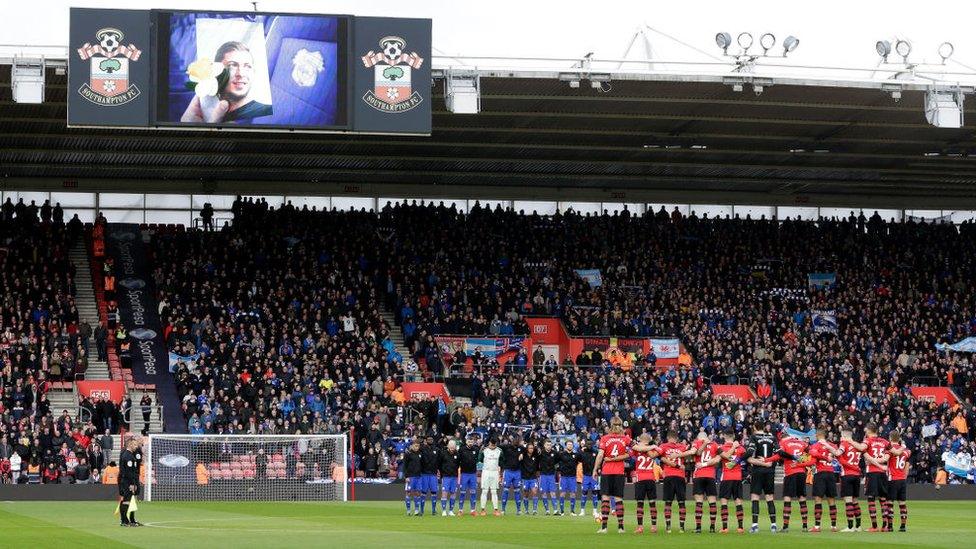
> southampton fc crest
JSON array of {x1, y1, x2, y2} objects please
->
[
  {"x1": 76, "y1": 27, "x2": 142, "y2": 106},
  {"x1": 361, "y1": 36, "x2": 424, "y2": 113}
]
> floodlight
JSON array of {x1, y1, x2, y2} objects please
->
[
  {"x1": 783, "y1": 36, "x2": 800, "y2": 54},
  {"x1": 737, "y1": 32, "x2": 754, "y2": 51},
  {"x1": 938, "y1": 42, "x2": 954, "y2": 63},
  {"x1": 716, "y1": 32, "x2": 732, "y2": 53},
  {"x1": 760, "y1": 33, "x2": 776, "y2": 53},
  {"x1": 895, "y1": 40, "x2": 912, "y2": 62},
  {"x1": 876, "y1": 40, "x2": 891, "y2": 60}
]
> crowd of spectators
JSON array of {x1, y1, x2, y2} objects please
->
[
  {"x1": 0, "y1": 200, "x2": 123, "y2": 484},
  {"x1": 6, "y1": 196, "x2": 976, "y2": 485},
  {"x1": 142, "y1": 199, "x2": 976, "y2": 483}
]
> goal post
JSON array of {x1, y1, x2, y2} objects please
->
[{"x1": 144, "y1": 434, "x2": 349, "y2": 502}]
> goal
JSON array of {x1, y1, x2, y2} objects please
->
[{"x1": 144, "y1": 434, "x2": 349, "y2": 502}]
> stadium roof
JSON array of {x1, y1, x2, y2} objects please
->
[{"x1": 2, "y1": 57, "x2": 976, "y2": 208}]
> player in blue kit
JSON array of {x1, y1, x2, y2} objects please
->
[
  {"x1": 537, "y1": 440, "x2": 559, "y2": 515},
  {"x1": 420, "y1": 436, "x2": 441, "y2": 515},
  {"x1": 580, "y1": 439, "x2": 600, "y2": 517},
  {"x1": 557, "y1": 441, "x2": 583, "y2": 516},
  {"x1": 500, "y1": 436, "x2": 524, "y2": 514},
  {"x1": 457, "y1": 437, "x2": 480, "y2": 515},
  {"x1": 520, "y1": 443, "x2": 540, "y2": 514},
  {"x1": 402, "y1": 440, "x2": 424, "y2": 516},
  {"x1": 439, "y1": 440, "x2": 460, "y2": 516}
]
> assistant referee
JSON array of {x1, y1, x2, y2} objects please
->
[{"x1": 118, "y1": 435, "x2": 143, "y2": 527}]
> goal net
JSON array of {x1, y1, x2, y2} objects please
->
[{"x1": 144, "y1": 434, "x2": 348, "y2": 502}]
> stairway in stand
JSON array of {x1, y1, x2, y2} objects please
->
[
  {"x1": 64, "y1": 239, "x2": 166, "y2": 464},
  {"x1": 69, "y1": 240, "x2": 110, "y2": 381}
]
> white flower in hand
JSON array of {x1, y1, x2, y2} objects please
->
[{"x1": 194, "y1": 77, "x2": 219, "y2": 98}]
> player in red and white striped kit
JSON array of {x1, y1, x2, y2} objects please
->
[
  {"x1": 691, "y1": 433, "x2": 723, "y2": 533},
  {"x1": 884, "y1": 431, "x2": 911, "y2": 532},
  {"x1": 767, "y1": 433, "x2": 812, "y2": 533},
  {"x1": 631, "y1": 433, "x2": 660, "y2": 534},
  {"x1": 593, "y1": 417, "x2": 632, "y2": 534},
  {"x1": 861, "y1": 423, "x2": 903, "y2": 532},
  {"x1": 807, "y1": 427, "x2": 843, "y2": 532},
  {"x1": 838, "y1": 429, "x2": 866, "y2": 531},
  {"x1": 717, "y1": 429, "x2": 746, "y2": 533}
]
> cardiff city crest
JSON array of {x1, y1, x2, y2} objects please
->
[
  {"x1": 361, "y1": 36, "x2": 424, "y2": 113},
  {"x1": 76, "y1": 27, "x2": 142, "y2": 106}
]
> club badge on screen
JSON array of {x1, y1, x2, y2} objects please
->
[
  {"x1": 76, "y1": 27, "x2": 143, "y2": 106},
  {"x1": 361, "y1": 35, "x2": 424, "y2": 113}
]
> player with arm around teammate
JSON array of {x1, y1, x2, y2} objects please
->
[
  {"x1": 807, "y1": 427, "x2": 844, "y2": 532},
  {"x1": 745, "y1": 422, "x2": 779, "y2": 533},
  {"x1": 630, "y1": 433, "x2": 661, "y2": 534},
  {"x1": 885, "y1": 431, "x2": 911, "y2": 532},
  {"x1": 838, "y1": 428, "x2": 866, "y2": 531},
  {"x1": 717, "y1": 429, "x2": 746, "y2": 533},
  {"x1": 657, "y1": 430, "x2": 698, "y2": 533},
  {"x1": 593, "y1": 417, "x2": 633, "y2": 534},
  {"x1": 691, "y1": 432, "x2": 723, "y2": 533},
  {"x1": 768, "y1": 431, "x2": 812, "y2": 532},
  {"x1": 863, "y1": 426, "x2": 904, "y2": 532},
  {"x1": 861, "y1": 423, "x2": 900, "y2": 532}
]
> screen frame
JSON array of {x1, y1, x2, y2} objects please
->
[{"x1": 151, "y1": 9, "x2": 353, "y2": 132}]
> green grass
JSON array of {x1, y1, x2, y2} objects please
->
[{"x1": 1, "y1": 499, "x2": 975, "y2": 548}]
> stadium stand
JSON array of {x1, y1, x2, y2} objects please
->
[
  {"x1": 2, "y1": 195, "x2": 975, "y2": 485},
  {"x1": 0, "y1": 203, "x2": 121, "y2": 484},
  {"x1": 68, "y1": 197, "x2": 968, "y2": 484}
]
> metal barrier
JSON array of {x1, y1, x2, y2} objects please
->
[
  {"x1": 911, "y1": 376, "x2": 941, "y2": 387},
  {"x1": 191, "y1": 216, "x2": 233, "y2": 230},
  {"x1": 447, "y1": 362, "x2": 623, "y2": 378},
  {"x1": 124, "y1": 402, "x2": 165, "y2": 433}
]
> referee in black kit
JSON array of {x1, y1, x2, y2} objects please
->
[{"x1": 118, "y1": 434, "x2": 143, "y2": 527}]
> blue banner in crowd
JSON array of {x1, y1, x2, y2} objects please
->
[
  {"x1": 812, "y1": 309, "x2": 838, "y2": 334},
  {"x1": 169, "y1": 351, "x2": 201, "y2": 373},
  {"x1": 574, "y1": 269, "x2": 603, "y2": 288},
  {"x1": 784, "y1": 425, "x2": 817, "y2": 442},
  {"x1": 936, "y1": 337, "x2": 976, "y2": 353},
  {"x1": 106, "y1": 224, "x2": 185, "y2": 433},
  {"x1": 942, "y1": 451, "x2": 974, "y2": 479},
  {"x1": 808, "y1": 272, "x2": 836, "y2": 289}
]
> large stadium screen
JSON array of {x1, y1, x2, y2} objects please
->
[
  {"x1": 67, "y1": 7, "x2": 432, "y2": 135},
  {"x1": 153, "y1": 11, "x2": 350, "y2": 130}
]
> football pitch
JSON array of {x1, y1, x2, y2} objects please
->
[{"x1": 2, "y1": 500, "x2": 975, "y2": 548}]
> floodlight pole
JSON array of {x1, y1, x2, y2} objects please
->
[{"x1": 617, "y1": 26, "x2": 655, "y2": 71}]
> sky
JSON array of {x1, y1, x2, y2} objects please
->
[{"x1": 3, "y1": 0, "x2": 976, "y2": 76}]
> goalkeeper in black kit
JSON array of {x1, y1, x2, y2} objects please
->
[{"x1": 117, "y1": 435, "x2": 143, "y2": 527}]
